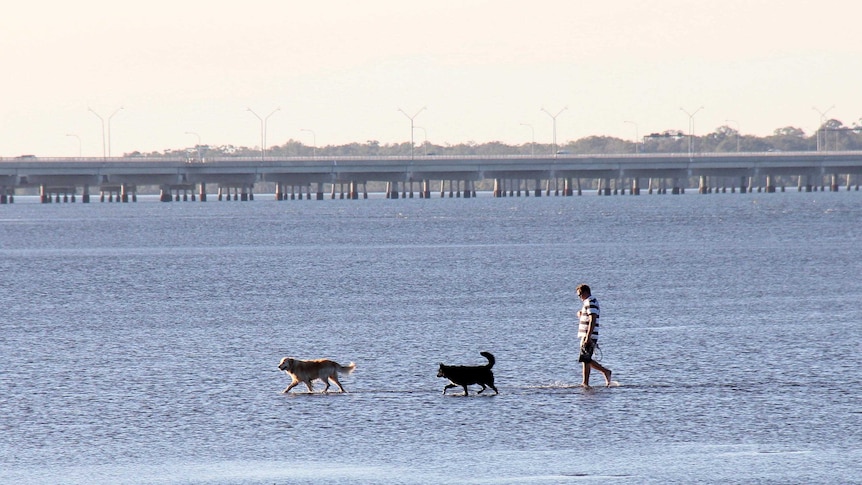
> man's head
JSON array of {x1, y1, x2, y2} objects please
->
[{"x1": 576, "y1": 284, "x2": 591, "y2": 299}]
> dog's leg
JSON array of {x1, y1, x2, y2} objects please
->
[
  {"x1": 461, "y1": 385, "x2": 470, "y2": 396},
  {"x1": 283, "y1": 380, "x2": 299, "y2": 394},
  {"x1": 477, "y1": 384, "x2": 486, "y2": 394},
  {"x1": 331, "y1": 375, "x2": 346, "y2": 393},
  {"x1": 322, "y1": 378, "x2": 331, "y2": 393},
  {"x1": 443, "y1": 383, "x2": 458, "y2": 395},
  {"x1": 304, "y1": 380, "x2": 314, "y2": 392}
]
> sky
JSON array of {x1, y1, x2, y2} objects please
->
[{"x1": 2, "y1": 0, "x2": 861, "y2": 157}]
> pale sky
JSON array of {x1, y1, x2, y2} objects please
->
[{"x1": 2, "y1": 0, "x2": 860, "y2": 157}]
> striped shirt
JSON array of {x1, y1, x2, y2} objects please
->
[{"x1": 578, "y1": 295, "x2": 600, "y2": 342}]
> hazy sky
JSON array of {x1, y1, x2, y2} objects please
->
[{"x1": 2, "y1": 0, "x2": 860, "y2": 157}]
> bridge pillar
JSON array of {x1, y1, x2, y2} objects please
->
[
  {"x1": 698, "y1": 176, "x2": 709, "y2": 194},
  {"x1": 275, "y1": 183, "x2": 283, "y2": 200},
  {"x1": 831, "y1": 174, "x2": 839, "y2": 192},
  {"x1": 601, "y1": 178, "x2": 612, "y2": 196},
  {"x1": 765, "y1": 175, "x2": 776, "y2": 193},
  {"x1": 40, "y1": 185, "x2": 49, "y2": 203},
  {"x1": 631, "y1": 177, "x2": 640, "y2": 195},
  {"x1": 199, "y1": 183, "x2": 207, "y2": 202},
  {"x1": 315, "y1": 183, "x2": 324, "y2": 200}
]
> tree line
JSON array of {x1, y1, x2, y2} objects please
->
[{"x1": 128, "y1": 118, "x2": 862, "y2": 159}]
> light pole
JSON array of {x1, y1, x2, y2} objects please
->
[
  {"x1": 813, "y1": 105, "x2": 834, "y2": 151},
  {"x1": 247, "y1": 107, "x2": 280, "y2": 160},
  {"x1": 300, "y1": 128, "x2": 317, "y2": 158},
  {"x1": 398, "y1": 107, "x2": 426, "y2": 159},
  {"x1": 66, "y1": 133, "x2": 82, "y2": 157},
  {"x1": 88, "y1": 106, "x2": 123, "y2": 158},
  {"x1": 725, "y1": 119, "x2": 740, "y2": 152},
  {"x1": 414, "y1": 126, "x2": 428, "y2": 156},
  {"x1": 680, "y1": 106, "x2": 704, "y2": 155},
  {"x1": 541, "y1": 106, "x2": 567, "y2": 156},
  {"x1": 520, "y1": 122, "x2": 535, "y2": 156},
  {"x1": 624, "y1": 120, "x2": 639, "y2": 153},
  {"x1": 185, "y1": 131, "x2": 202, "y2": 161}
]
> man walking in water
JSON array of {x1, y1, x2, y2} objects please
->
[{"x1": 576, "y1": 284, "x2": 613, "y2": 387}]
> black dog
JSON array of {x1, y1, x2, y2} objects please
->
[{"x1": 437, "y1": 351, "x2": 498, "y2": 396}]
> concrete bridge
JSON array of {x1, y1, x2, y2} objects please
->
[{"x1": 1, "y1": 151, "x2": 861, "y2": 203}]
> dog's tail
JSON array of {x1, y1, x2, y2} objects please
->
[
  {"x1": 338, "y1": 362, "x2": 356, "y2": 374},
  {"x1": 480, "y1": 351, "x2": 495, "y2": 369}
]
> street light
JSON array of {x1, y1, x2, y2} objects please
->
[
  {"x1": 414, "y1": 126, "x2": 428, "y2": 156},
  {"x1": 185, "y1": 131, "x2": 202, "y2": 161},
  {"x1": 300, "y1": 128, "x2": 317, "y2": 158},
  {"x1": 680, "y1": 106, "x2": 704, "y2": 155},
  {"x1": 247, "y1": 107, "x2": 280, "y2": 160},
  {"x1": 541, "y1": 106, "x2": 567, "y2": 156},
  {"x1": 88, "y1": 106, "x2": 123, "y2": 158},
  {"x1": 520, "y1": 123, "x2": 535, "y2": 156},
  {"x1": 398, "y1": 107, "x2": 426, "y2": 159},
  {"x1": 624, "y1": 120, "x2": 639, "y2": 153},
  {"x1": 813, "y1": 105, "x2": 835, "y2": 151},
  {"x1": 725, "y1": 119, "x2": 740, "y2": 152},
  {"x1": 66, "y1": 133, "x2": 82, "y2": 157}
]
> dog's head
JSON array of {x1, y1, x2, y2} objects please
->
[
  {"x1": 278, "y1": 357, "x2": 294, "y2": 372},
  {"x1": 436, "y1": 363, "x2": 447, "y2": 378}
]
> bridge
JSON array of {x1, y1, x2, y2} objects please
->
[{"x1": 1, "y1": 151, "x2": 861, "y2": 203}]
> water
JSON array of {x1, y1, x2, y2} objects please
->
[{"x1": 2, "y1": 192, "x2": 861, "y2": 484}]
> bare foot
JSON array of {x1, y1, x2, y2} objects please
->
[{"x1": 603, "y1": 370, "x2": 612, "y2": 387}]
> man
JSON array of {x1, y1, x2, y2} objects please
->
[{"x1": 576, "y1": 284, "x2": 613, "y2": 387}]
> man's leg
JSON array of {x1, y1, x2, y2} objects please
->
[
  {"x1": 590, "y1": 361, "x2": 612, "y2": 387},
  {"x1": 581, "y1": 362, "x2": 592, "y2": 387}
]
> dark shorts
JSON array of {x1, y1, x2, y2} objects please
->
[{"x1": 578, "y1": 340, "x2": 595, "y2": 363}]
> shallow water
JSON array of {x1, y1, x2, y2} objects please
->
[{"x1": 1, "y1": 192, "x2": 861, "y2": 483}]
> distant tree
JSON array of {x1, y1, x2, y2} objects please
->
[{"x1": 767, "y1": 126, "x2": 809, "y2": 151}]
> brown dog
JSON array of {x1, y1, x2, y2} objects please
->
[{"x1": 278, "y1": 357, "x2": 356, "y2": 393}]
